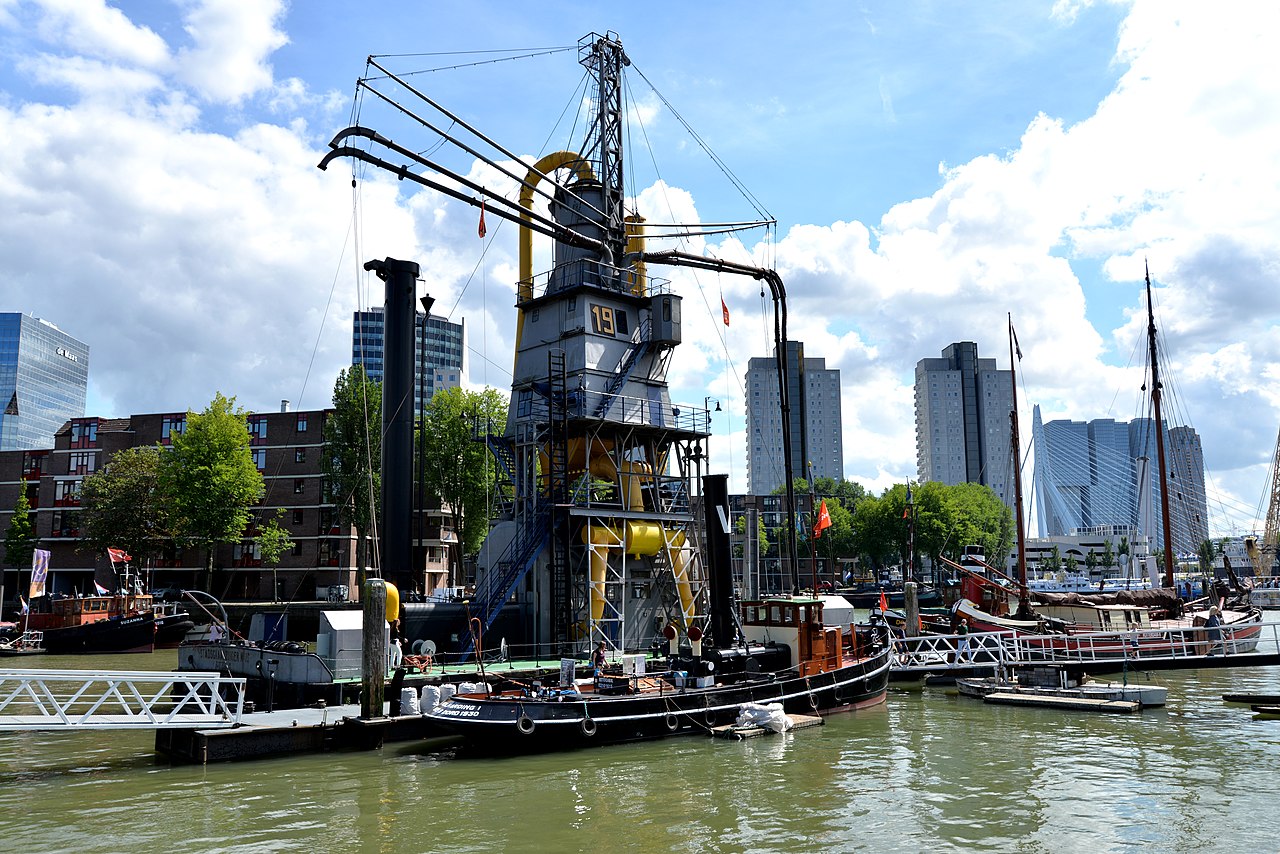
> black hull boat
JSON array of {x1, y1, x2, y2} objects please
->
[
  {"x1": 431, "y1": 651, "x2": 890, "y2": 752},
  {"x1": 40, "y1": 611, "x2": 156, "y2": 654},
  {"x1": 154, "y1": 610, "x2": 196, "y2": 648},
  {"x1": 428, "y1": 597, "x2": 892, "y2": 753}
]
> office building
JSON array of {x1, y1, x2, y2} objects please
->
[
  {"x1": 1031, "y1": 407, "x2": 1208, "y2": 555},
  {"x1": 914, "y1": 342, "x2": 1014, "y2": 506},
  {"x1": 745, "y1": 341, "x2": 843, "y2": 495},
  {"x1": 0, "y1": 314, "x2": 88, "y2": 452},
  {"x1": 352, "y1": 307, "x2": 465, "y2": 412}
]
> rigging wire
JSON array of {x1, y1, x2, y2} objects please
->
[{"x1": 363, "y1": 46, "x2": 577, "y2": 81}]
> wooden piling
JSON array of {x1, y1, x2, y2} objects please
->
[{"x1": 361, "y1": 579, "x2": 387, "y2": 719}]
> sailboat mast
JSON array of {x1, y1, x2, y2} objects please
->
[
  {"x1": 1007, "y1": 314, "x2": 1029, "y2": 614},
  {"x1": 1146, "y1": 263, "x2": 1176, "y2": 587}
]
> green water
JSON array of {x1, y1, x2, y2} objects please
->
[{"x1": 2, "y1": 651, "x2": 1278, "y2": 853}]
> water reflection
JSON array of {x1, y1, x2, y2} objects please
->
[{"x1": 1, "y1": 653, "x2": 1278, "y2": 852}]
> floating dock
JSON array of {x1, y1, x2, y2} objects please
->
[
  {"x1": 710, "y1": 714, "x2": 824, "y2": 740},
  {"x1": 983, "y1": 692, "x2": 1140, "y2": 714},
  {"x1": 154, "y1": 703, "x2": 459, "y2": 764}
]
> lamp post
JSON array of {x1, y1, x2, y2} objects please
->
[{"x1": 703, "y1": 397, "x2": 721, "y2": 476}]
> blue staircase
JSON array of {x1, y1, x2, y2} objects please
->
[
  {"x1": 468, "y1": 507, "x2": 551, "y2": 636},
  {"x1": 593, "y1": 317, "x2": 651, "y2": 419}
]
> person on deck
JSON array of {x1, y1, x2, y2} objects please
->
[
  {"x1": 1205, "y1": 607, "x2": 1223, "y2": 655},
  {"x1": 592, "y1": 641, "x2": 607, "y2": 680},
  {"x1": 208, "y1": 621, "x2": 225, "y2": 644},
  {"x1": 955, "y1": 618, "x2": 971, "y2": 664}
]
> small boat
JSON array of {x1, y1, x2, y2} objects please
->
[
  {"x1": 0, "y1": 630, "x2": 46, "y2": 657},
  {"x1": 426, "y1": 595, "x2": 891, "y2": 752},
  {"x1": 1222, "y1": 692, "x2": 1280, "y2": 705},
  {"x1": 957, "y1": 672, "x2": 1167, "y2": 707}
]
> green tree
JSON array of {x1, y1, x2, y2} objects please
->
[
  {"x1": 1084, "y1": 549, "x2": 1099, "y2": 574},
  {"x1": 78, "y1": 446, "x2": 170, "y2": 568},
  {"x1": 3, "y1": 487, "x2": 36, "y2": 571},
  {"x1": 1064, "y1": 553, "x2": 1079, "y2": 574},
  {"x1": 323, "y1": 366, "x2": 382, "y2": 577},
  {"x1": 160, "y1": 393, "x2": 265, "y2": 589},
  {"x1": 1044, "y1": 545, "x2": 1063, "y2": 572},
  {"x1": 1100, "y1": 538, "x2": 1116, "y2": 572},
  {"x1": 1197, "y1": 539, "x2": 1216, "y2": 574},
  {"x1": 255, "y1": 511, "x2": 294, "y2": 602},
  {"x1": 419, "y1": 386, "x2": 508, "y2": 555}
]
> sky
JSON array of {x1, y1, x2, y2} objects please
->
[{"x1": 2, "y1": 0, "x2": 1279, "y2": 538}]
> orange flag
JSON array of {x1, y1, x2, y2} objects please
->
[
  {"x1": 721, "y1": 297, "x2": 730, "y2": 327},
  {"x1": 813, "y1": 499, "x2": 831, "y2": 538},
  {"x1": 879, "y1": 591, "x2": 889, "y2": 614},
  {"x1": 478, "y1": 198, "x2": 487, "y2": 238}
]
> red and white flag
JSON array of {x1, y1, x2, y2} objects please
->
[
  {"x1": 107, "y1": 547, "x2": 131, "y2": 564},
  {"x1": 721, "y1": 297, "x2": 730, "y2": 327}
]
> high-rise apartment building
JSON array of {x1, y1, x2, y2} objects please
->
[
  {"x1": 745, "y1": 341, "x2": 843, "y2": 495},
  {"x1": 1031, "y1": 407, "x2": 1208, "y2": 555},
  {"x1": 914, "y1": 342, "x2": 1013, "y2": 505},
  {"x1": 352, "y1": 307, "x2": 465, "y2": 412},
  {"x1": 0, "y1": 314, "x2": 88, "y2": 452}
]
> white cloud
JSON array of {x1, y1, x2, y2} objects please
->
[
  {"x1": 30, "y1": 0, "x2": 169, "y2": 67},
  {"x1": 173, "y1": 0, "x2": 288, "y2": 104}
]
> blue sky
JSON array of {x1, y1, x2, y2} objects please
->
[{"x1": 2, "y1": 1, "x2": 1279, "y2": 538}]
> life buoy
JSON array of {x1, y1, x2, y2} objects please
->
[
  {"x1": 517, "y1": 715, "x2": 536, "y2": 735},
  {"x1": 704, "y1": 708, "x2": 716, "y2": 727},
  {"x1": 808, "y1": 692, "x2": 820, "y2": 711},
  {"x1": 580, "y1": 717, "x2": 598, "y2": 737},
  {"x1": 664, "y1": 713, "x2": 679, "y2": 732}
]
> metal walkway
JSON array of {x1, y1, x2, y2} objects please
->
[
  {"x1": 0, "y1": 669, "x2": 245, "y2": 731},
  {"x1": 889, "y1": 621, "x2": 1280, "y2": 675}
]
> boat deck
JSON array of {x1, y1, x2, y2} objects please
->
[{"x1": 983, "y1": 692, "x2": 1140, "y2": 714}]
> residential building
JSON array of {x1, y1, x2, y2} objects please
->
[
  {"x1": 0, "y1": 406, "x2": 458, "y2": 615},
  {"x1": 914, "y1": 342, "x2": 1014, "y2": 506},
  {"x1": 352, "y1": 307, "x2": 465, "y2": 412},
  {"x1": 745, "y1": 341, "x2": 843, "y2": 495},
  {"x1": 0, "y1": 313, "x2": 88, "y2": 452}
]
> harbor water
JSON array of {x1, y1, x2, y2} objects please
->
[{"x1": 2, "y1": 651, "x2": 1278, "y2": 852}]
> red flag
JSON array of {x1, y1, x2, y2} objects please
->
[
  {"x1": 879, "y1": 591, "x2": 889, "y2": 614},
  {"x1": 902, "y1": 505, "x2": 910, "y2": 519},
  {"x1": 107, "y1": 547, "x2": 131, "y2": 564},
  {"x1": 721, "y1": 297, "x2": 730, "y2": 327},
  {"x1": 813, "y1": 499, "x2": 831, "y2": 538},
  {"x1": 478, "y1": 198, "x2": 487, "y2": 238}
]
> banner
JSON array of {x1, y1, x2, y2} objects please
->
[{"x1": 28, "y1": 548, "x2": 50, "y2": 599}]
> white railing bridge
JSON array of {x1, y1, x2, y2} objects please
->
[{"x1": 0, "y1": 669, "x2": 245, "y2": 731}]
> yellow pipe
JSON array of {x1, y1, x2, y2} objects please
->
[
  {"x1": 625, "y1": 214, "x2": 646, "y2": 295},
  {"x1": 664, "y1": 530, "x2": 697, "y2": 625},
  {"x1": 512, "y1": 152, "x2": 596, "y2": 380}
]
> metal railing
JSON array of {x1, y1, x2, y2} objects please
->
[
  {"x1": 0, "y1": 669, "x2": 245, "y2": 731},
  {"x1": 889, "y1": 620, "x2": 1280, "y2": 673}
]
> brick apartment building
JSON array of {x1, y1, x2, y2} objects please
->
[{"x1": 0, "y1": 406, "x2": 456, "y2": 613}]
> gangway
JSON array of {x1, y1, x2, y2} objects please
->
[
  {"x1": 0, "y1": 669, "x2": 245, "y2": 731},
  {"x1": 889, "y1": 621, "x2": 1280, "y2": 676}
]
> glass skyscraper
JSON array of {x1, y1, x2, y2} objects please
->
[
  {"x1": 0, "y1": 314, "x2": 88, "y2": 451},
  {"x1": 352, "y1": 307, "x2": 465, "y2": 413}
]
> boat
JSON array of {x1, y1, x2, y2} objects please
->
[
  {"x1": 0, "y1": 630, "x2": 46, "y2": 657},
  {"x1": 1247, "y1": 576, "x2": 1280, "y2": 610},
  {"x1": 956, "y1": 673, "x2": 1167, "y2": 707},
  {"x1": 426, "y1": 594, "x2": 891, "y2": 752},
  {"x1": 24, "y1": 594, "x2": 157, "y2": 654}
]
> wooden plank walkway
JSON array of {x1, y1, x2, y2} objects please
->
[{"x1": 983, "y1": 691, "x2": 1139, "y2": 713}]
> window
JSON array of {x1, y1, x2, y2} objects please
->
[
  {"x1": 68, "y1": 452, "x2": 96, "y2": 475},
  {"x1": 22, "y1": 451, "x2": 47, "y2": 479},
  {"x1": 292, "y1": 541, "x2": 304, "y2": 557},
  {"x1": 294, "y1": 479, "x2": 305, "y2": 494},
  {"x1": 296, "y1": 414, "x2": 308, "y2": 433},
  {"x1": 69, "y1": 419, "x2": 98, "y2": 448},
  {"x1": 54, "y1": 479, "x2": 81, "y2": 505},
  {"x1": 295, "y1": 448, "x2": 306, "y2": 464},
  {"x1": 161, "y1": 414, "x2": 186, "y2": 442},
  {"x1": 252, "y1": 449, "x2": 266, "y2": 470},
  {"x1": 293, "y1": 509, "x2": 304, "y2": 525},
  {"x1": 247, "y1": 416, "x2": 267, "y2": 444}
]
